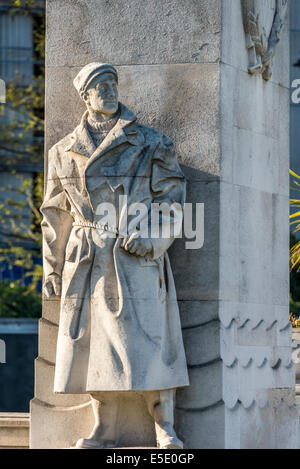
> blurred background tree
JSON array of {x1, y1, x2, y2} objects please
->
[
  {"x1": 290, "y1": 170, "x2": 300, "y2": 326},
  {"x1": 0, "y1": 0, "x2": 44, "y2": 318}
]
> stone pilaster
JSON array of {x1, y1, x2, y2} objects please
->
[{"x1": 220, "y1": 0, "x2": 298, "y2": 448}]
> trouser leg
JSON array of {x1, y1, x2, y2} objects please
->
[
  {"x1": 76, "y1": 392, "x2": 119, "y2": 448},
  {"x1": 144, "y1": 389, "x2": 183, "y2": 449}
]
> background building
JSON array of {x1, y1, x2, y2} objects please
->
[
  {"x1": 0, "y1": 0, "x2": 44, "y2": 412},
  {"x1": 291, "y1": 0, "x2": 300, "y2": 175}
]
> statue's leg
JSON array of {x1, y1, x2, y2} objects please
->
[
  {"x1": 144, "y1": 389, "x2": 183, "y2": 449},
  {"x1": 75, "y1": 393, "x2": 119, "y2": 449}
]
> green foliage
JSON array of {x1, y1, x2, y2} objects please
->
[
  {"x1": 290, "y1": 236, "x2": 300, "y2": 320},
  {"x1": 0, "y1": 280, "x2": 41, "y2": 318},
  {"x1": 0, "y1": 172, "x2": 43, "y2": 291},
  {"x1": 290, "y1": 234, "x2": 300, "y2": 300},
  {"x1": 290, "y1": 170, "x2": 300, "y2": 271},
  {"x1": 289, "y1": 177, "x2": 300, "y2": 324},
  {"x1": 0, "y1": 0, "x2": 45, "y2": 318},
  {"x1": 290, "y1": 298, "x2": 300, "y2": 316},
  {"x1": 0, "y1": 80, "x2": 44, "y2": 162},
  {"x1": 290, "y1": 311, "x2": 300, "y2": 328}
]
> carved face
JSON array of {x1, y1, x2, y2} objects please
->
[{"x1": 83, "y1": 72, "x2": 118, "y2": 115}]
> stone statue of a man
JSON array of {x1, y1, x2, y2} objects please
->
[{"x1": 41, "y1": 62, "x2": 189, "y2": 449}]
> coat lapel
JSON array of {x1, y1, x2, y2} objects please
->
[
  {"x1": 65, "y1": 111, "x2": 96, "y2": 158},
  {"x1": 65, "y1": 103, "x2": 145, "y2": 204},
  {"x1": 65, "y1": 103, "x2": 144, "y2": 167},
  {"x1": 84, "y1": 103, "x2": 142, "y2": 173}
]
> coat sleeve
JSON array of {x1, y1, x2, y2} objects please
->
[
  {"x1": 40, "y1": 146, "x2": 73, "y2": 279},
  {"x1": 150, "y1": 134, "x2": 186, "y2": 259}
]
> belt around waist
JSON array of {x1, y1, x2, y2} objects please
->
[{"x1": 72, "y1": 220, "x2": 128, "y2": 238}]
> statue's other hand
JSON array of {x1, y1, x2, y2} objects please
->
[
  {"x1": 44, "y1": 273, "x2": 62, "y2": 298},
  {"x1": 122, "y1": 234, "x2": 153, "y2": 258}
]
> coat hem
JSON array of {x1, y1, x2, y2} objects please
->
[{"x1": 54, "y1": 382, "x2": 190, "y2": 394}]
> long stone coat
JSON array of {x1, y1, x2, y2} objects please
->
[{"x1": 41, "y1": 103, "x2": 189, "y2": 393}]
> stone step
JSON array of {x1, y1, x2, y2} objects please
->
[{"x1": 0, "y1": 413, "x2": 29, "y2": 449}]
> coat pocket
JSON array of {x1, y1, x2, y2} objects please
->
[{"x1": 139, "y1": 256, "x2": 167, "y2": 302}]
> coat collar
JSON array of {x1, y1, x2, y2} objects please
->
[
  {"x1": 64, "y1": 103, "x2": 144, "y2": 162},
  {"x1": 65, "y1": 111, "x2": 95, "y2": 158}
]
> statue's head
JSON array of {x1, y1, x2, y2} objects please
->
[{"x1": 73, "y1": 62, "x2": 119, "y2": 116}]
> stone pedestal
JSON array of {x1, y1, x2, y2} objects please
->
[
  {"x1": 0, "y1": 413, "x2": 29, "y2": 449},
  {"x1": 30, "y1": 0, "x2": 298, "y2": 448}
]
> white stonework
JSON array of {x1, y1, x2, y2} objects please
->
[
  {"x1": 221, "y1": 0, "x2": 298, "y2": 449},
  {"x1": 0, "y1": 413, "x2": 29, "y2": 449},
  {"x1": 241, "y1": 0, "x2": 288, "y2": 80},
  {"x1": 39, "y1": 61, "x2": 189, "y2": 449},
  {"x1": 30, "y1": 0, "x2": 296, "y2": 449}
]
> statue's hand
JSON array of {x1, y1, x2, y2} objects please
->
[
  {"x1": 44, "y1": 273, "x2": 62, "y2": 298},
  {"x1": 122, "y1": 233, "x2": 153, "y2": 258}
]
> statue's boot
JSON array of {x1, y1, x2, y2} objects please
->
[
  {"x1": 75, "y1": 393, "x2": 119, "y2": 449},
  {"x1": 144, "y1": 389, "x2": 184, "y2": 449}
]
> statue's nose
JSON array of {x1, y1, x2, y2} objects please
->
[
  {"x1": 109, "y1": 85, "x2": 116, "y2": 96},
  {"x1": 107, "y1": 89, "x2": 116, "y2": 98}
]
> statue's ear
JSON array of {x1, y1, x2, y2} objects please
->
[{"x1": 82, "y1": 91, "x2": 89, "y2": 105}]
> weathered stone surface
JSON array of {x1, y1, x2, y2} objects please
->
[
  {"x1": 178, "y1": 300, "x2": 219, "y2": 329},
  {"x1": 238, "y1": 187, "x2": 273, "y2": 305},
  {"x1": 176, "y1": 361, "x2": 222, "y2": 410},
  {"x1": 221, "y1": 0, "x2": 289, "y2": 88},
  {"x1": 30, "y1": 398, "x2": 94, "y2": 449},
  {"x1": 226, "y1": 396, "x2": 299, "y2": 449},
  {"x1": 39, "y1": 59, "x2": 191, "y2": 450},
  {"x1": 171, "y1": 236, "x2": 219, "y2": 301},
  {"x1": 175, "y1": 403, "x2": 224, "y2": 449},
  {"x1": 219, "y1": 0, "x2": 297, "y2": 449},
  {"x1": 219, "y1": 301, "x2": 290, "y2": 332},
  {"x1": 32, "y1": 0, "x2": 294, "y2": 450},
  {"x1": 46, "y1": 63, "x2": 220, "y2": 173},
  {"x1": 30, "y1": 392, "x2": 156, "y2": 449},
  {"x1": 35, "y1": 7, "x2": 224, "y2": 443},
  {"x1": 219, "y1": 181, "x2": 289, "y2": 308},
  {"x1": 42, "y1": 299, "x2": 61, "y2": 326},
  {"x1": 240, "y1": 0, "x2": 288, "y2": 82},
  {"x1": 237, "y1": 187, "x2": 288, "y2": 305},
  {"x1": 183, "y1": 321, "x2": 220, "y2": 367},
  {"x1": 0, "y1": 413, "x2": 29, "y2": 449},
  {"x1": 46, "y1": 0, "x2": 221, "y2": 67},
  {"x1": 221, "y1": 64, "x2": 287, "y2": 142},
  {"x1": 220, "y1": 62, "x2": 290, "y2": 195},
  {"x1": 34, "y1": 358, "x2": 90, "y2": 408},
  {"x1": 170, "y1": 178, "x2": 220, "y2": 301},
  {"x1": 32, "y1": 361, "x2": 157, "y2": 448},
  {"x1": 38, "y1": 319, "x2": 58, "y2": 365}
]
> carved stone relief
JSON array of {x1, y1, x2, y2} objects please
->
[
  {"x1": 40, "y1": 62, "x2": 189, "y2": 449},
  {"x1": 242, "y1": 0, "x2": 288, "y2": 80}
]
